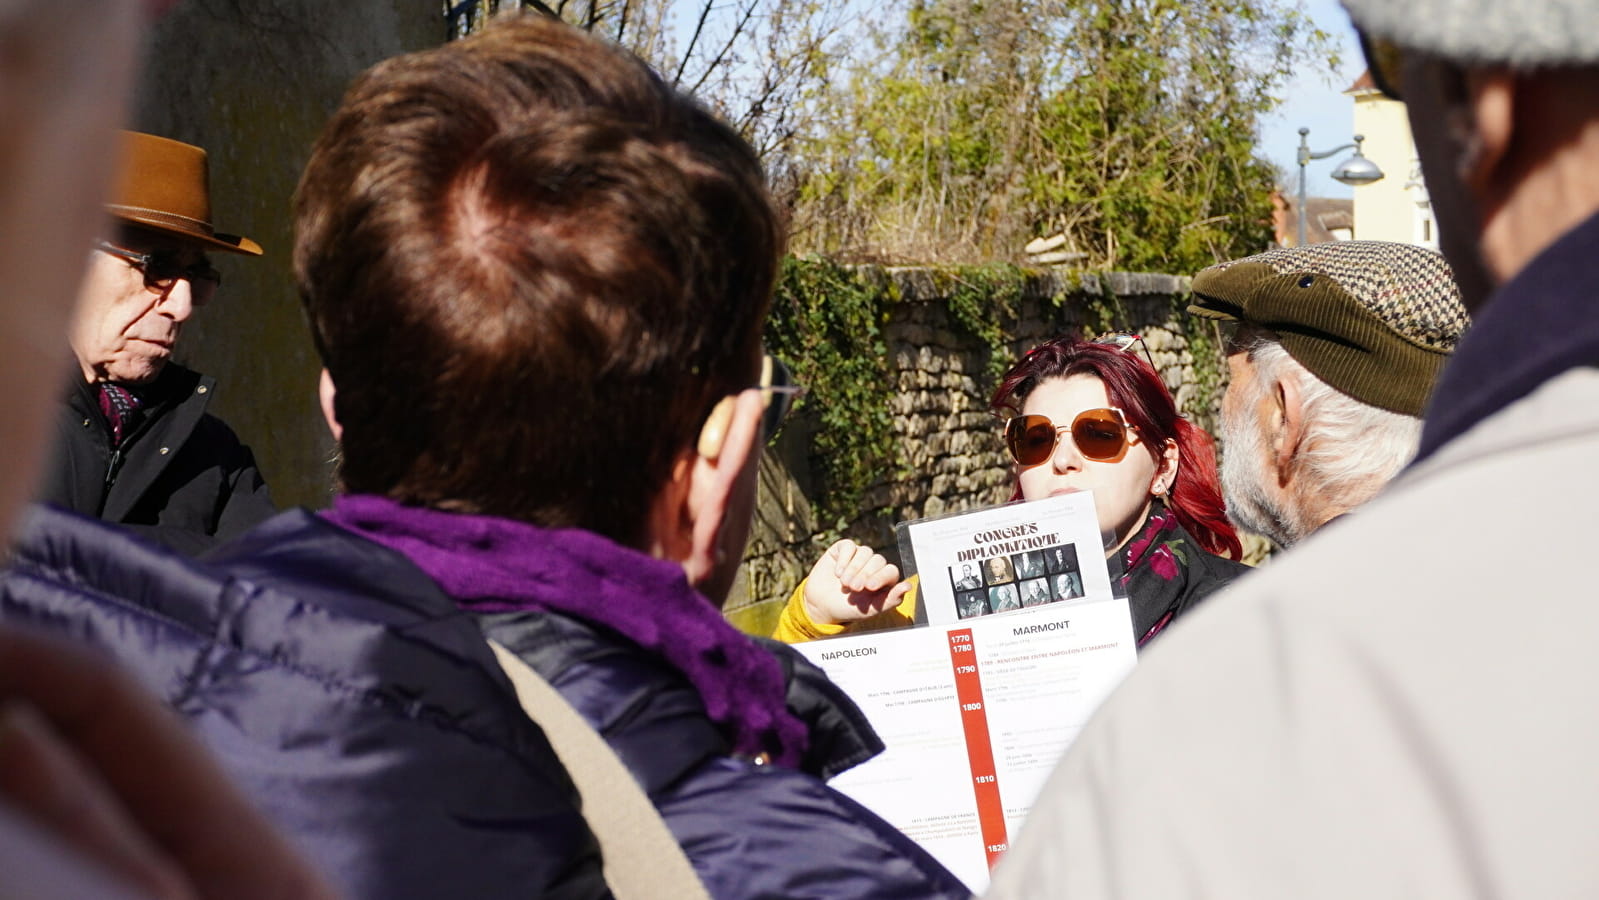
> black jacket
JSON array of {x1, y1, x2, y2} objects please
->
[{"x1": 38, "y1": 363, "x2": 275, "y2": 553}]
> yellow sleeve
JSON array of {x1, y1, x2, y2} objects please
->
[{"x1": 770, "y1": 575, "x2": 921, "y2": 644}]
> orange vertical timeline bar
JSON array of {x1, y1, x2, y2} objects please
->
[{"x1": 947, "y1": 627, "x2": 1009, "y2": 867}]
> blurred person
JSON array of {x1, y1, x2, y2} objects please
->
[
  {"x1": 40, "y1": 131, "x2": 274, "y2": 553},
  {"x1": 984, "y1": 1, "x2": 1599, "y2": 895},
  {"x1": 0, "y1": 0, "x2": 333, "y2": 897},
  {"x1": 775, "y1": 336, "x2": 1248, "y2": 650},
  {"x1": 1052, "y1": 570, "x2": 1082, "y2": 601},
  {"x1": 1189, "y1": 241, "x2": 1468, "y2": 548}
]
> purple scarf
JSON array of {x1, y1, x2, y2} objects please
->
[{"x1": 321, "y1": 494, "x2": 807, "y2": 768}]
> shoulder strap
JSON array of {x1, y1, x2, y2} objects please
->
[{"x1": 487, "y1": 640, "x2": 712, "y2": 900}]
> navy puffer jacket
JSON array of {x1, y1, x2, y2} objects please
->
[
  {"x1": 482, "y1": 607, "x2": 974, "y2": 900},
  {"x1": 2, "y1": 506, "x2": 974, "y2": 899},
  {"x1": 0, "y1": 506, "x2": 608, "y2": 900}
]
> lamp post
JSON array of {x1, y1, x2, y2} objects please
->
[{"x1": 1296, "y1": 126, "x2": 1385, "y2": 246}]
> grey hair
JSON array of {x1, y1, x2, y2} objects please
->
[{"x1": 1245, "y1": 337, "x2": 1421, "y2": 507}]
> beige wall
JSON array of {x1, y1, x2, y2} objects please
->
[{"x1": 1350, "y1": 90, "x2": 1437, "y2": 248}]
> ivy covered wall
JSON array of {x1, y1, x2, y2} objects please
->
[{"x1": 725, "y1": 261, "x2": 1234, "y2": 634}]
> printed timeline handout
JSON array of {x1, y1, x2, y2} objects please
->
[{"x1": 796, "y1": 493, "x2": 1138, "y2": 891}]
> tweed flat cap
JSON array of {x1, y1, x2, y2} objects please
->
[
  {"x1": 1342, "y1": 0, "x2": 1599, "y2": 66},
  {"x1": 1189, "y1": 241, "x2": 1468, "y2": 416}
]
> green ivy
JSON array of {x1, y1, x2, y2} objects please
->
[
  {"x1": 1180, "y1": 296, "x2": 1229, "y2": 432},
  {"x1": 941, "y1": 264, "x2": 1025, "y2": 380},
  {"x1": 1080, "y1": 276, "x2": 1128, "y2": 338},
  {"x1": 765, "y1": 258, "x2": 899, "y2": 531}
]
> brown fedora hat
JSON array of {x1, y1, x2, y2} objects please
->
[{"x1": 107, "y1": 131, "x2": 262, "y2": 256}]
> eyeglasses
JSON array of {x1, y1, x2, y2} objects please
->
[
  {"x1": 695, "y1": 353, "x2": 804, "y2": 459},
  {"x1": 1357, "y1": 28, "x2": 1404, "y2": 102},
  {"x1": 95, "y1": 240, "x2": 222, "y2": 305},
  {"x1": 1090, "y1": 331, "x2": 1155, "y2": 371},
  {"x1": 757, "y1": 353, "x2": 804, "y2": 442},
  {"x1": 1004, "y1": 407, "x2": 1133, "y2": 467}
]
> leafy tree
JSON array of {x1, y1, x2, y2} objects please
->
[{"x1": 789, "y1": 0, "x2": 1331, "y2": 271}]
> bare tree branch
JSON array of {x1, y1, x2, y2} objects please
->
[{"x1": 674, "y1": 0, "x2": 717, "y2": 87}]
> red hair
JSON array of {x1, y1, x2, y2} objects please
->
[{"x1": 991, "y1": 337, "x2": 1242, "y2": 560}]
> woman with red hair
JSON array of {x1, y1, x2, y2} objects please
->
[{"x1": 774, "y1": 335, "x2": 1249, "y2": 650}]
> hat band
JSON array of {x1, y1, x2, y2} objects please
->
[{"x1": 106, "y1": 204, "x2": 216, "y2": 237}]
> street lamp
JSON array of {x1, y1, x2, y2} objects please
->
[{"x1": 1296, "y1": 127, "x2": 1385, "y2": 246}]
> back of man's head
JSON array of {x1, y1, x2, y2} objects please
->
[
  {"x1": 1342, "y1": 0, "x2": 1599, "y2": 304},
  {"x1": 1190, "y1": 241, "x2": 1467, "y2": 545},
  {"x1": 294, "y1": 14, "x2": 780, "y2": 545}
]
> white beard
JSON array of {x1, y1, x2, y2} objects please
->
[{"x1": 1219, "y1": 388, "x2": 1301, "y2": 549}]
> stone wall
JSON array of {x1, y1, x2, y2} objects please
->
[{"x1": 724, "y1": 267, "x2": 1234, "y2": 634}]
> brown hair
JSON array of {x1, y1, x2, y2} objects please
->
[{"x1": 294, "y1": 14, "x2": 781, "y2": 545}]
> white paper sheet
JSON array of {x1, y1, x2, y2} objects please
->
[{"x1": 798, "y1": 494, "x2": 1138, "y2": 892}]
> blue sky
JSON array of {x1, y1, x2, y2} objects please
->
[{"x1": 1257, "y1": 0, "x2": 1368, "y2": 198}]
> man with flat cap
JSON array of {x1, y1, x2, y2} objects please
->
[
  {"x1": 1191, "y1": 240, "x2": 1467, "y2": 548},
  {"x1": 40, "y1": 131, "x2": 273, "y2": 553},
  {"x1": 985, "y1": 0, "x2": 1599, "y2": 894}
]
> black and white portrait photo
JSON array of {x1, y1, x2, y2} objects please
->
[
  {"x1": 989, "y1": 583, "x2": 1021, "y2": 613},
  {"x1": 957, "y1": 590, "x2": 989, "y2": 619},
  {"x1": 1045, "y1": 544, "x2": 1079, "y2": 576},
  {"x1": 1013, "y1": 550, "x2": 1045, "y2": 580},
  {"x1": 984, "y1": 555, "x2": 1016, "y2": 586},
  {"x1": 1053, "y1": 571, "x2": 1084, "y2": 601},
  {"x1": 1020, "y1": 577, "x2": 1053, "y2": 608},
  {"x1": 951, "y1": 563, "x2": 983, "y2": 592}
]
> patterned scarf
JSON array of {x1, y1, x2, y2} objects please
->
[{"x1": 96, "y1": 383, "x2": 143, "y2": 446}]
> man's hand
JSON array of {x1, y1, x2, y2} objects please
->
[{"x1": 801, "y1": 539, "x2": 914, "y2": 626}]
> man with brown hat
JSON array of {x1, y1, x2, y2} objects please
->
[
  {"x1": 39, "y1": 131, "x2": 274, "y2": 552},
  {"x1": 1188, "y1": 240, "x2": 1468, "y2": 548},
  {"x1": 983, "y1": 0, "x2": 1599, "y2": 892}
]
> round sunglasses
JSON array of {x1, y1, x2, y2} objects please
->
[{"x1": 1003, "y1": 407, "x2": 1133, "y2": 467}]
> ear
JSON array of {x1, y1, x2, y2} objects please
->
[
  {"x1": 647, "y1": 390, "x2": 764, "y2": 590},
  {"x1": 1154, "y1": 437, "x2": 1179, "y2": 494},
  {"x1": 1460, "y1": 68, "x2": 1517, "y2": 195},
  {"x1": 318, "y1": 368, "x2": 342, "y2": 442},
  {"x1": 1272, "y1": 371, "x2": 1306, "y2": 481}
]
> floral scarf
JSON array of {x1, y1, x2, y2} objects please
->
[{"x1": 1114, "y1": 499, "x2": 1242, "y2": 648}]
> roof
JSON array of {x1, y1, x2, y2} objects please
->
[
  {"x1": 1345, "y1": 69, "x2": 1379, "y2": 95},
  {"x1": 1270, "y1": 194, "x2": 1355, "y2": 246}
]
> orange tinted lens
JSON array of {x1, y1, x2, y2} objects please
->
[
  {"x1": 1005, "y1": 414, "x2": 1058, "y2": 466},
  {"x1": 1071, "y1": 409, "x2": 1127, "y2": 460}
]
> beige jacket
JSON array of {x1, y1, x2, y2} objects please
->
[{"x1": 986, "y1": 369, "x2": 1599, "y2": 899}]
